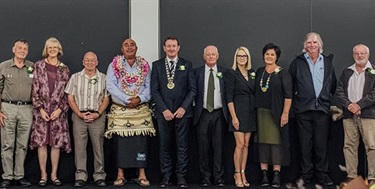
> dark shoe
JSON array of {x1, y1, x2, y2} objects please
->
[
  {"x1": 0, "y1": 179, "x2": 11, "y2": 188},
  {"x1": 95, "y1": 179, "x2": 107, "y2": 187},
  {"x1": 369, "y1": 179, "x2": 375, "y2": 186},
  {"x1": 271, "y1": 170, "x2": 281, "y2": 188},
  {"x1": 261, "y1": 170, "x2": 269, "y2": 187},
  {"x1": 201, "y1": 178, "x2": 211, "y2": 187},
  {"x1": 159, "y1": 178, "x2": 171, "y2": 188},
  {"x1": 136, "y1": 178, "x2": 150, "y2": 187},
  {"x1": 177, "y1": 177, "x2": 187, "y2": 188},
  {"x1": 74, "y1": 180, "x2": 85, "y2": 187},
  {"x1": 52, "y1": 179, "x2": 62, "y2": 186},
  {"x1": 296, "y1": 175, "x2": 312, "y2": 185},
  {"x1": 17, "y1": 178, "x2": 32, "y2": 187},
  {"x1": 215, "y1": 179, "x2": 225, "y2": 187},
  {"x1": 317, "y1": 174, "x2": 333, "y2": 186}
]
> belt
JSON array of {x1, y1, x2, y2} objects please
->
[
  {"x1": 204, "y1": 108, "x2": 222, "y2": 112},
  {"x1": 80, "y1": 110, "x2": 99, "y2": 114},
  {"x1": 1, "y1": 100, "x2": 32, "y2": 105}
]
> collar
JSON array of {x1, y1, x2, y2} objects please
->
[
  {"x1": 304, "y1": 53, "x2": 323, "y2": 61},
  {"x1": 166, "y1": 57, "x2": 178, "y2": 63},
  {"x1": 79, "y1": 68, "x2": 99, "y2": 79},
  {"x1": 10, "y1": 58, "x2": 28, "y2": 68},
  {"x1": 205, "y1": 64, "x2": 217, "y2": 72},
  {"x1": 348, "y1": 61, "x2": 373, "y2": 72}
]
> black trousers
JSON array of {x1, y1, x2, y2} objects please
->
[
  {"x1": 296, "y1": 110, "x2": 330, "y2": 177},
  {"x1": 157, "y1": 117, "x2": 190, "y2": 179},
  {"x1": 196, "y1": 109, "x2": 226, "y2": 180}
]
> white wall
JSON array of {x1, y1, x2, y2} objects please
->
[{"x1": 130, "y1": 0, "x2": 160, "y2": 67}]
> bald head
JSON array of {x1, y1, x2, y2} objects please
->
[
  {"x1": 84, "y1": 51, "x2": 97, "y2": 60},
  {"x1": 83, "y1": 51, "x2": 98, "y2": 72},
  {"x1": 203, "y1": 45, "x2": 219, "y2": 68}
]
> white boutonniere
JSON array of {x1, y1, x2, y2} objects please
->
[
  {"x1": 274, "y1": 67, "x2": 283, "y2": 75},
  {"x1": 367, "y1": 68, "x2": 375, "y2": 75},
  {"x1": 58, "y1": 62, "x2": 65, "y2": 69},
  {"x1": 178, "y1": 65, "x2": 186, "y2": 71},
  {"x1": 216, "y1": 72, "x2": 223, "y2": 79},
  {"x1": 26, "y1": 66, "x2": 33, "y2": 74},
  {"x1": 90, "y1": 78, "x2": 98, "y2": 85},
  {"x1": 250, "y1": 72, "x2": 256, "y2": 79}
]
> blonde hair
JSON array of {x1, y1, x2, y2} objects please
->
[
  {"x1": 42, "y1": 37, "x2": 63, "y2": 58},
  {"x1": 232, "y1": 46, "x2": 252, "y2": 70},
  {"x1": 302, "y1": 32, "x2": 324, "y2": 53}
]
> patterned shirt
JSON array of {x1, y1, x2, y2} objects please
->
[{"x1": 64, "y1": 69, "x2": 109, "y2": 111}]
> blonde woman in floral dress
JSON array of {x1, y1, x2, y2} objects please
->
[
  {"x1": 30, "y1": 37, "x2": 70, "y2": 187},
  {"x1": 105, "y1": 38, "x2": 155, "y2": 187}
]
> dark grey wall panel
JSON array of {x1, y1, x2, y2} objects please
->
[
  {"x1": 0, "y1": 0, "x2": 129, "y2": 73},
  {"x1": 160, "y1": 0, "x2": 310, "y2": 70},
  {"x1": 312, "y1": 0, "x2": 375, "y2": 74},
  {"x1": 160, "y1": 0, "x2": 375, "y2": 185},
  {"x1": 0, "y1": 0, "x2": 129, "y2": 183},
  {"x1": 160, "y1": 0, "x2": 375, "y2": 75}
]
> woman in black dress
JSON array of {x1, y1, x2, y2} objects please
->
[
  {"x1": 254, "y1": 43, "x2": 292, "y2": 187},
  {"x1": 225, "y1": 46, "x2": 256, "y2": 187}
]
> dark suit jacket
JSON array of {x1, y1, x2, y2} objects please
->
[
  {"x1": 151, "y1": 57, "x2": 196, "y2": 119},
  {"x1": 193, "y1": 65, "x2": 228, "y2": 125},
  {"x1": 225, "y1": 68, "x2": 257, "y2": 132}
]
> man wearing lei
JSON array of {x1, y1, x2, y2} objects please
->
[{"x1": 105, "y1": 38, "x2": 155, "y2": 187}]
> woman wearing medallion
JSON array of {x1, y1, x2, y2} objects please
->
[
  {"x1": 225, "y1": 46, "x2": 256, "y2": 187},
  {"x1": 254, "y1": 43, "x2": 292, "y2": 188},
  {"x1": 105, "y1": 38, "x2": 155, "y2": 187},
  {"x1": 30, "y1": 37, "x2": 71, "y2": 187}
]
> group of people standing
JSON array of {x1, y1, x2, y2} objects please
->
[{"x1": 0, "y1": 31, "x2": 374, "y2": 189}]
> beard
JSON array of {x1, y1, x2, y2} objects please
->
[{"x1": 355, "y1": 58, "x2": 367, "y2": 65}]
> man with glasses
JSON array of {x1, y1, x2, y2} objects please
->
[
  {"x1": 65, "y1": 51, "x2": 109, "y2": 187},
  {"x1": 336, "y1": 44, "x2": 375, "y2": 187},
  {"x1": 0, "y1": 39, "x2": 33, "y2": 188}
]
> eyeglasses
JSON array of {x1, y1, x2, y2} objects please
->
[
  {"x1": 84, "y1": 59, "x2": 97, "y2": 63},
  {"x1": 353, "y1": 52, "x2": 368, "y2": 56},
  {"x1": 236, "y1": 55, "x2": 247, "y2": 58}
]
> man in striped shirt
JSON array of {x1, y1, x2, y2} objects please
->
[{"x1": 65, "y1": 51, "x2": 109, "y2": 187}]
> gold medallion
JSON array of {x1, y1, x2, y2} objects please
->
[
  {"x1": 167, "y1": 82, "x2": 175, "y2": 89},
  {"x1": 261, "y1": 87, "x2": 268, "y2": 92}
]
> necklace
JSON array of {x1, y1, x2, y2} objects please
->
[
  {"x1": 259, "y1": 69, "x2": 271, "y2": 92},
  {"x1": 46, "y1": 58, "x2": 59, "y2": 66},
  {"x1": 112, "y1": 55, "x2": 149, "y2": 96}
]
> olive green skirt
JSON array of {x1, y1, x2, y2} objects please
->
[{"x1": 257, "y1": 108, "x2": 283, "y2": 165}]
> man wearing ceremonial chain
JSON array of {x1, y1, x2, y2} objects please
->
[{"x1": 151, "y1": 36, "x2": 196, "y2": 188}]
